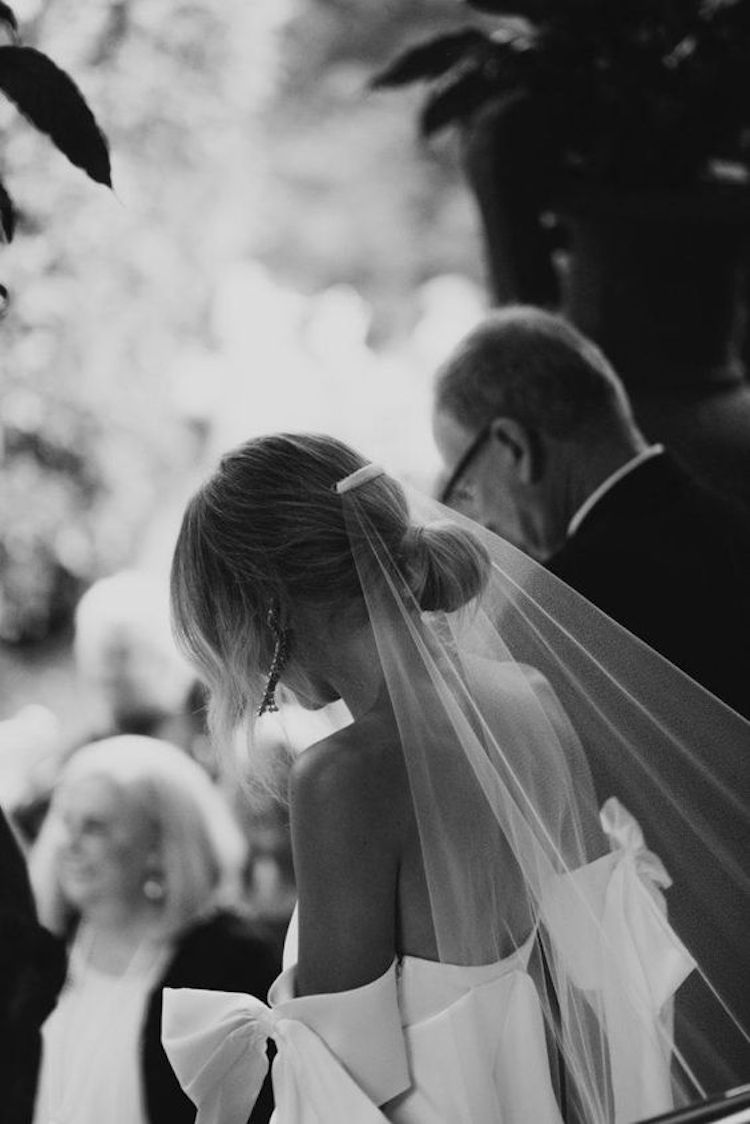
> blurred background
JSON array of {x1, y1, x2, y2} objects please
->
[
  {"x1": 0, "y1": 0, "x2": 492, "y2": 926},
  {"x1": 0, "y1": 0, "x2": 488, "y2": 733},
  {"x1": 4, "y1": 0, "x2": 750, "y2": 929}
]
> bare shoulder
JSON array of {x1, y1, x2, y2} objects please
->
[
  {"x1": 290, "y1": 714, "x2": 407, "y2": 834},
  {"x1": 289, "y1": 714, "x2": 410, "y2": 994}
]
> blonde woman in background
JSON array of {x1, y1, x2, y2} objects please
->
[
  {"x1": 29, "y1": 735, "x2": 278, "y2": 1124},
  {"x1": 13, "y1": 569, "x2": 208, "y2": 848}
]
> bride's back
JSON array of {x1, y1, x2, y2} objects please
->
[
  {"x1": 286, "y1": 640, "x2": 580, "y2": 999},
  {"x1": 366, "y1": 653, "x2": 588, "y2": 967}
]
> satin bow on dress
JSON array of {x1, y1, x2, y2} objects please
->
[
  {"x1": 541, "y1": 797, "x2": 696, "y2": 1122},
  {"x1": 162, "y1": 798, "x2": 695, "y2": 1124},
  {"x1": 162, "y1": 958, "x2": 409, "y2": 1124}
]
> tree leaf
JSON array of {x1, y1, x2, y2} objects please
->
[
  {"x1": 489, "y1": 18, "x2": 538, "y2": 48},
  {"x1": 0, "y1": 3, "x2": 17, "y2": 36},
  {"x1": 464, "y1": 0, "x2": 553, "y2": 15},
  {"x1": 0, "y1": 46, "x2": 111, "y2": 186},
  {"x1": 371, "y1": 30, "x2": 490, "y2": 88},
  {"x1": 0, "y1": 178, "x2": 15, "y2": 241},
  {"x1": 420, "y1": 64, "x2": 499, "y2": 136}
]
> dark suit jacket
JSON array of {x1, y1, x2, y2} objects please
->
[
  {"x1": 548, "y1": 453, "x2": 750, "y2": 1088},
  {"x1": 142, "y1": 910, "x2": 280, "y2": 1124},
  {"x1": 549, "y1": 452, "x2": 750, "y2": 718},
  {"x1": 0, "y1": 808, "x2": 67, "y2": 1124}
]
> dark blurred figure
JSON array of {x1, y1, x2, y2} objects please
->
[
  {"x1": 28, "y1": 736, "x2": 278, "y2": 1124},
  {"x1": 1, "y1": 806, "x2": 66, "y2": 1124},
  {"x1": 433, "y1": 305, "x2": 750, "y2": 719}
]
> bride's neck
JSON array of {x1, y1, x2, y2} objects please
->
[
  {"x1": 332, "y1": 632, "x2": 386, "y2": 720},
  {"x1": 334, "y1": 612, "x2": 441, "y2": 721}
]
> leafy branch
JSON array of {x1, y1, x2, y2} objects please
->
[
  {"x1": 372, "y1": 0, "x2": 750, "y2": 188},
  {"x1": 0, "y1": 3, "x2": 111, "y2": 257}
]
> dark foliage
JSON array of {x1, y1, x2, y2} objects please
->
[
  {"x1": 375, "y1": 0, "x2": 750, "y2": 188},
  {"x1": 0, "y1": 46, "x2": 111, "y2": 186},
  {"x1": 0, "y1": 2, "x2": 16, "y2": 34},
  {"x1": 371, "y1": 30, "x2": 490, "y2": 88},
  {"x1": 465, "y1": 0, "x2": 549, "y2": 12},
  {"x1": 0, "y1": 178, "x2": 14, "y2": 240},
  {"x1": 0, "y1": 8, "x2": 111, "y2": 320},
  {"x1": 420, "y1": 63, "x2": 500, "y2": 137}
]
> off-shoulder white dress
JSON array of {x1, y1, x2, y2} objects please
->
[{"x1": 162, "y1": 800, "x2": 694, "y2": 1124}]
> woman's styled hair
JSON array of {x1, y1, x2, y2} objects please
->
[
  {"x1": 30, "y1": 735, "x2": 247, "y2": 937},
  {"x1": 170, "y1": 433, "x2": 489, "y2": 771}
]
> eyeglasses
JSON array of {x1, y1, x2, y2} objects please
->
[{"x1": 439, "y1": 424, "x2": 493, "y2": 508}]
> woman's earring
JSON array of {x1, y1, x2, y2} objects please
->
[
  {"x1": 143, "y1": 852, "x2": 166, "y2": 902},
  {"x1": 258, "y1": 603, "x2": 290, "y2": 717},
  {"x1": 143, "y1": 876, "x2": 166, "y2": 902}
]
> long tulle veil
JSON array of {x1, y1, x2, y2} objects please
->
[{"x1": 337, "y1": 467, "x2": 750, "y2": 1123}]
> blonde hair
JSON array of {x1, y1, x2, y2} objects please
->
[
  {"x1": 170, "y1": 433, "x2": 489, "y2": 787},
  {"x1": 29, "y1": 735, "x2": 247, "y2": 937}
]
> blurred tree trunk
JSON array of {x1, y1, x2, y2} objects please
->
[{"x1": 462, "y1": 95, "x2": 561, "y2": 309}]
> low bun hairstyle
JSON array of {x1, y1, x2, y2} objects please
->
[
  {"x1": 401, "y1": 522, "x2": 490, "y2": 613},
  {"x1": 171, "y1": 433, "x2": 490, "y2": 767}
]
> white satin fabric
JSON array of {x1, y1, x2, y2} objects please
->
[
  {"x1": 163, "y1": 964, "x2": 407, "y2": 1124},
  {"x1": 542, "y1": 798, "x2": 695, "y2": 1122},
  {"x1": 389, "y1": 937, "x2": 560, "y2": 1124},
  {"x1": 162, "y1": 799, "x2": 695, "y2": 1124}
]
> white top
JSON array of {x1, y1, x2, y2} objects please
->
[
  {"x1": 34, "y1": 937, "x2": 169, "y2": 1124},
  {"x1": 567, "y1": 445, "x2": 665, "y2": 539},
  {"x1": 162, "y1": 798, "x2": 694, "y2": 1124}
]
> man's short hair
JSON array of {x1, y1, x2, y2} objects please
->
[{"x1": 435, "y1": 306, "x2": 634, "y2": 441}]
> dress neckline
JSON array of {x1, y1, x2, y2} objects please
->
[{"x1": 398, "y1": 929, "x2": 536, "y2": 978}]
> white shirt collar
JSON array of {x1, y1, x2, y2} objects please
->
[{"x1": 567, "y1": 445, "x2": 665, "y2": 539}]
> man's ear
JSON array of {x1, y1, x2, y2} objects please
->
[{"x1": 490, "y1": 418, "x2": 544, "y2": 484}]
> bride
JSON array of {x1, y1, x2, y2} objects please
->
[{"x1": 163, "y1": 432, "x2": 750, "y2": 1124}]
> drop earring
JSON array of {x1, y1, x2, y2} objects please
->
[
  {"x1": 142, "y1": 857, "x2": 164, "y2": 901},
  {"x1": 143, "y1": 876, "x2": 165, "y2": 902},
  {"x1": 258, "y1": 603, "x2": 290, "y2": 717},
  {"x1": 142, "y1": 850, "x2": 166, "y2": 902}
]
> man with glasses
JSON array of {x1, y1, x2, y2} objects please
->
[
  {"x1": 433, "y1": 305, "x2": 750, "y2": 1090},
  {"x1": 432, "y1": 304, "x2": 750, "y2": 719}
]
